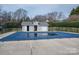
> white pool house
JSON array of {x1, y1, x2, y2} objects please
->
[{"x1": 21, "y1": 21, "x2": 48, "y2": 32}]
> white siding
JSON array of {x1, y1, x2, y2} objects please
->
[
  {"x1": 22, "y1": 25, "x2": 48, "y2": 32},
  {"x1": 22, "y1": 26, "x2": 27, "y2": 32},
  {"x1": 37, "y1": 26, "x2": 48, "y2": 35},
  {"x1": 38, "y1": 26, "x2": 48, "y2": 32},
  {"x1": 29, "y1": 26, "x2": 34, "y2": 31}
]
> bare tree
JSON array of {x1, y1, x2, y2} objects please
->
[
  {"x1": 14, "y1": 8, "x2": 27, "y2": 21},
  {"x1": 46, "y1": 12, "x2": 65, "y2": 22},
  {"x1": 32, "y1": 15, "x2": 47, "y2": 22},
  {"x1": 2, "y1": 11, "x2": 8, "y2": 23},
  {"x1": 32, "y1": 12, "x2": 65, "y2": 22},
  {"x1": 46, "y1": 12, "x2": 58, "y2": 22}
]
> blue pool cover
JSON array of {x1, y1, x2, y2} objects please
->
[{"x1": 0, "y1": 32, "x2": 79, "y2": 42}]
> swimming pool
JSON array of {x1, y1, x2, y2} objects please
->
[{"x1": 0, "y1": 32, "x2": 79, "y2": 42}]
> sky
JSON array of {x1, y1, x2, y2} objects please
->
[{"x1": 1, "y1": 4, "x2": 79, "y2": 18}]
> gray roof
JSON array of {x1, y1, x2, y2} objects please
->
[
  {"x1": 38, "y1": 22, "x2": 48, "y2": 26},
  {"x1": 21, "y1": 22, "x2": 33, "y2": 26},
  {"x1": 21, "y1": 22, "x2": 48, "y2": 26}
]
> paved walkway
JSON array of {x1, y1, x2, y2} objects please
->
[{"x1": 0, "y1": 38, "x2": 79, "y2": 55}]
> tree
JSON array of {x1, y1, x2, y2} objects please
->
[
  {"x1": 32, "y1": 15, "x2": 47, "y2": 22},
  {"x1": 1, "y1": 11, "x2": 13, "y2": 23},
  {"x1": 7, "y1": 11, "x2": 13, "y2": 21},
  {"x1": 32, "y1": 12, "x2": 65, "y2": 22},
  {"x1": 25, "y1": 16, "x2": 30, "y2": 21},
  {"x1": 70, "y1": 8, "x2": 75, "y2": 16},
  {"x1": 67, "y1": 6, "x2": 79, "y2": 22},
  {"x1": 70, "y1": 6, "x2": 79, "y2": 16},
  {"x1": 2, "y1": 11, "x2": 8, "y2": 23},
  {"x1": 74, "y1": 6, "x2": 79, "y2": 15},
  {"x1": 47, "y1": 12, "x2": 57, "y2": 22},
  {"x1": 46, "y1": 12, "x2": 64, "y2": 22},
  {"x1": 14, "y1": 8, "x2": 27, "y2": 21}
]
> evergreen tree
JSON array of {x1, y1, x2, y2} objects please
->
[
  {"x1": 70, "y1": 8, "x2": 75, "y2": 16},
  {"x1": 70, "y1": 6, "x2": 79, "y2": 16},
  {"x1": 75, "y1": 6, "x2": 79, "y2": 15}
]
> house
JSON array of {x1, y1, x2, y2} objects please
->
[{"x1": 21, "y1": 21, "x2": 48, "y2": 32}]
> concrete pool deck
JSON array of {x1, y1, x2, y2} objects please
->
[
  {"x1": 0, "y1": 32, "x2": 79, "y2": 55},
  {"x1": 0, "y1": 32, "x2": 16, "y2": 39}
]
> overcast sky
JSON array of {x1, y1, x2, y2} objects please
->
[{"x1": 1, "y1": 4, "x2": 79, "y2": 18}]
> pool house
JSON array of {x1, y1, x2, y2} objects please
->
[{"x1": 21, "y1": 21, "x2": 48, "y2": 32}]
